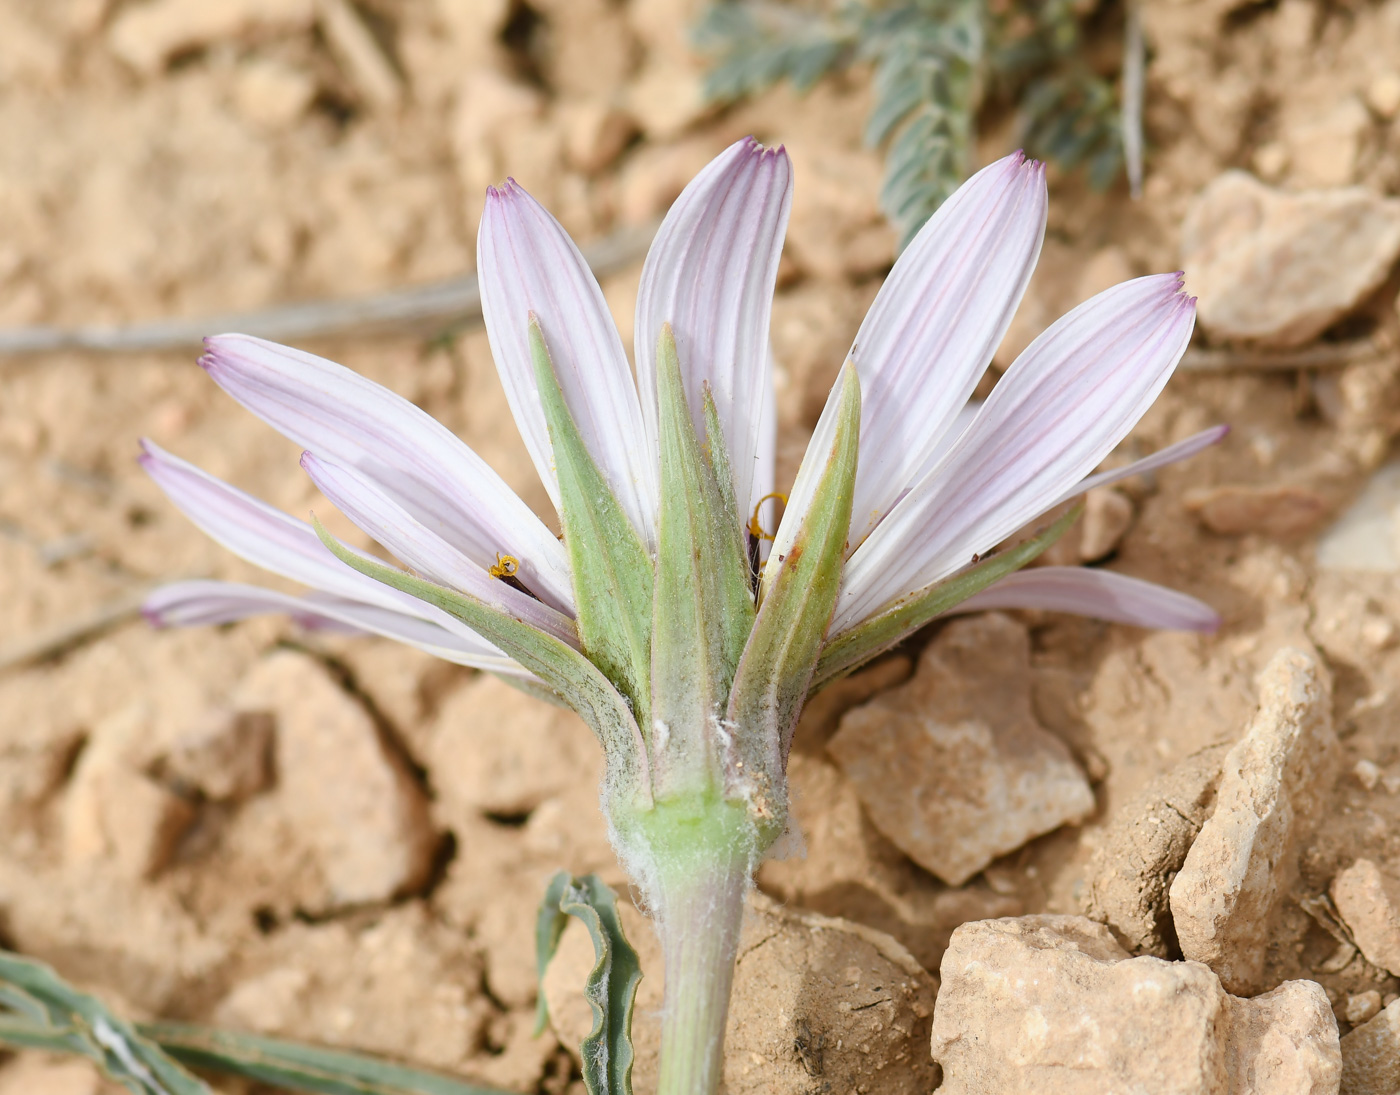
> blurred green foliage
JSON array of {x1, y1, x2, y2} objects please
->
[{"x1": 693, "y1": 0, "x2": 1126, "y2": 249}]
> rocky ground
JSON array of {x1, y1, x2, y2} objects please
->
[{"x1": 6, "y1": 0, "x2": 1400, "y2": 1092}]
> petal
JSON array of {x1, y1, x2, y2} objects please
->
[
  {"x1": 200, "y1": 334, "x2": 575, "y2": 613},
  {"x1": 771, "y1": 152, "x2": 1047, "y2": 569},
  {"x1": 1056, "y1": 424, "x2": 1229, "y2": 505},
  {"x1": 634, "y1": 137, "x2": 793, "y2": 526},
  {"x1": 140, "y1": 439, "x2": 412, "y2": 614},
  {"x1": 835, "y1": 273, "x2": 1195, "y2": 631},
  {"x1": 145, "y1": 579, "x2": 535, "y2": 674},
  {"x1": 947, "y1": 567, "x2": 1220, "y2": 632},
  {"x1": 301, "y1": 452, "x2": 580, "y2": 648},
  {"x1": 477, "y1": 180, "x2": 658, "y2": 545}
]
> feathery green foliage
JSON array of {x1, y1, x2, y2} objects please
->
[{"x1": 694, "y1": 0, "x2": 1126, "y2": 249}]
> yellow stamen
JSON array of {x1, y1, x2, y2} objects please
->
[
  {"x1": 488, "y1": 552, "x2": 520, "y2": 579},
  {"x1": 748, "y1": 492, "x2": 788, "y2": 541}
]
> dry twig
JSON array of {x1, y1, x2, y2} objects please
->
[{"x1": 0, "y1": 219, "x2": 660, "y2": 358}]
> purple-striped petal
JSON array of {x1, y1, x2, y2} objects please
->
[
  {"x1": 301, "y1": 452, "x2": 579, "y2": 647},
  {"x1": 199, "y1": 335, "x2": 575, "y2": 614},
  {"x1": 140, "y1": 439, "x2": 410, "y2": 614},
  {"x1": 144, "y1": 579, "x2": 534, "y2": 673},
  {"x1": 634, "y1": 137, "x2": 793, "y2": 525},
  {"x1": 771, "y1": 152, "x2": 1047, "y2": 576},
  {"x1": 835, "y1": 273, "x2": 1196, "y2": 631},
  {"x1": 947, "y1": 566, "x2": 1220, "y2": 632},
  {"x1": 478, "y1": 180, "x2": 658, "y2": 545},
  {"x1": 1056, "y1": 424, "x2": 1229, "y2": 505}
]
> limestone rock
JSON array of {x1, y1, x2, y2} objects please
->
[
  {"x1": 426, "y1": 672, "x2": 596, "y2": 823},
  {"x1": 0, "y1": 1054, "x2": 115, "y2": 1095},
  {"x1": 1079, "y1": 486, "x2": 1135, "y2": 561},
  {"x1": 544, "y1": 891, "x2": 938, "y2": 1095},
  {"x1": 236, "y1": 651, "x2": 436, "y2": 910},
  {"x1": 213, "y1": 904, "x2": 492, "y2": 1071},
  {"x1": 1185, "y1": 483, "x2": 1332, "y2": 538},
  {"x1": 828, "y1": 614, "x2": 1094, "y2": 886},
  {"x1": 1341, "y1": 998, "x2": 1400, "y2": 1095},
  {"x1": 1181, "y1": 171, "x2": 1400, "y2": 348},
  {"x1": 108, "y1": 0, "x2": 316, "y2": 75},
  {"x1": 1170, "y1": 647, "x2": 1338, "y2": 994},
  {"x1": 1316, "y1": 459, "x2": 1400, "y2": 572},
  {"x1": 930, "y1": 914, "x2": 1341, "y2": 1094},
  {"x1": 1082, "y1": 743, "x2": 1229, "y2": 956},
  {"x1": 160, "y1": 707, "x2": 272, "y2": 802},
  {"x1": 1332, "y1": 859, "x2": 1400, "y2": 976},
  {"x1": 63, "y1": 707, "x2": 195, "y2": 880}
]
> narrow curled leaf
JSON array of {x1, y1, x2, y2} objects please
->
[
  {"x1": 529, "y1": 318, "x2": 655, "y2": 731},
  {"x1": 813, "y1": 502, "x2": 1082, "y2": 688},
  {"x1": 650, "y1": 325, "x2": 756, "y2": 794},
  {"x1": 533, "y1": 873, "x2": 642, "y2": 1095},
  {"x1": 313, "y1": 518, "x2": 649, "y2": 798},
  {"x1": 725, "y1": 363, "x2": 861, "y2": 837},
  {"x1": 0, "y1": 949, "x2": 211, "y2": 1095},
  {"x1": 141, "y1": 1021, "x2": 514, "y2": 1095}
]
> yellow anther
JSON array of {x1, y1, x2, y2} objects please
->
[
  {"x1": 488, "y1": 553, "x2": 520, "y2": 579},
  {"x1": 748, "y1": 492, "x2": 788, "y2": 541}
]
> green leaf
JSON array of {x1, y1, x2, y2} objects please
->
[
  {"x1": 533, "y1": 872, "x2": 574, "y2": 1036},
  {"x1": 726, "y1": 363, "x2": 861, "y2": 841},
  {"x1": 312, "y1": 519, "x2": 647, "y2": 793},
  {"x1": 534, "y1": 874, "x2": 642, "y2": 1095},
  {"x1": 139, "y1": 1022, "x2": 516, "y2": 1095},
  {"x1": 812, "y1": 502, "x2": 1083, "y2": 688},
  {"x1": 529, "y1": 318, "x2": 655, "y2": 733},
  {"x1": 649, "y1": 326, "x2": 756, "y2": 795},
  {"x1": 0, "y1": 949, "x2": 212, "y2": 1095}
]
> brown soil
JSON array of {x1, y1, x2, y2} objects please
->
[{"x1": 2, "y1": 0, "x2": 1400, "y2": 1091}]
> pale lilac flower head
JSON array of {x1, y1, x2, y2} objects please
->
[{"x1": 142, "y1": 139, "x2": 1219, "y2": 783}]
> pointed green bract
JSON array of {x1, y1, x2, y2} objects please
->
[
  {"x1": 812, "y1": 502, "x2": 1083, "y2": 688},
  {"x1": 724, "y1": 362, "x2": 861, "y2": 843},
  {"x1": 650, "y1": 326, "x2": 756, "y2": 795},
  {"x1": 528, "y1": 318, "x2": 656, "y2": 732},
  {"x1": 533, "y1": 873, "x2": 642, "y2": 1095},
  {"x1": 313, "y1": 518, "x2": 648, "y2": 796}
]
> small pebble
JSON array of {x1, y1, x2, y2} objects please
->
[
  {"x1": 1347, "y1": 990, "x2": 1384, "y2": 1025},
  {"x1": 1367, "y1": 73, "x2": 1400, "y2": 120},
  {"x1": 1356, "y1": 758, "x2": 1382, "y2": 790}
]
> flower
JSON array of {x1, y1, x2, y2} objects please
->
[
  {"x1": 144, "y1": 139, "x2": 1215, "y2": 689},
  {"x1": 142, "y1": 137, "x2": 1223, "y2": 1095}
]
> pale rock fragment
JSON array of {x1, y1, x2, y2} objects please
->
[
  {"x1": 233, "y1": 58, "x2": 317, "y2": 130},
  {"x1": 1332, "y1": 859, "x2": 1400, "y2": 977},
  {"x1": 1081, "y1": 743, "x2": 1229, "y2": 956},
  {"x1": 1345, "y1": 991, "x2": 1384, "y2": 1026},
  {"x1": 930, "y1": 914, "x2": 1341, "y2": 1094},
  {"x1": 160, "y1": 707, "x2": 273, "y2": 802},
  {"x1": 1284, "y1": 97, "x2": 1370, "y2": 189},
  {"x1": 1169, "y1": 647, "x2": 1338, "y2": 995},
  {"x1": 829, "y1": 614, "x2": 1094, "y2": 886},
  {"x1": 1079, "y1": 486, "x2": 1135, "y2": 561},
  {"x1": 544, "y1": 892, "x2": 938, "y2": 1095},
  {"x1": 426, "y1": 672, "x2": 596, "y2": 823},
  {"x1": 235, "y1": 650, "x2": 436, "y2": 910},
  {"x1": 1184, "y1": 483, "x2": 1332, "y2": 537},
  {"x1": 559, "y1": 99, "x2": 639, "y2": 176},
  {"x1": 63, "y1": 706, "x2": 195, "y2": 880},
  {"x1": 108, "y1": 0, "x2": 316, "y2": 75},
  {"x1": 1366, "y1": 74, "x2": 1400, "y2": 121},
  {"x1": 0, "y1": 1055, "x2": 110, "y2": 1095},
  {"x1": 1341, "y1": 998, "x2": 1400, "y2": 1095},
  {"x1": 1316, "y1": 459, "x2": 1400, "y2": 572},
  {"x1": 1181, "y1": 171, "x2": 1400, "y2": 348}
]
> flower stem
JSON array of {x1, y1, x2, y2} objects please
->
[
  {"x1": 655, "y1": 848, "x2": 749, "y2": 1095},
  {"x1": 615, "y1": 790, "x2": 758, "y2": 1095}
]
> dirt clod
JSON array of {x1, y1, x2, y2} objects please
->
[{"x1": 931, "y1": 914, "x2": 1340, "y2": 1094}]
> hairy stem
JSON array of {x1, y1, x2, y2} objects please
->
[
  {"x1": 655, "y1": 850, "x2": 750, "y2": 1095},
  {"x1": 613, "y1": 791, "x2": 760, "y2": 1095}
]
